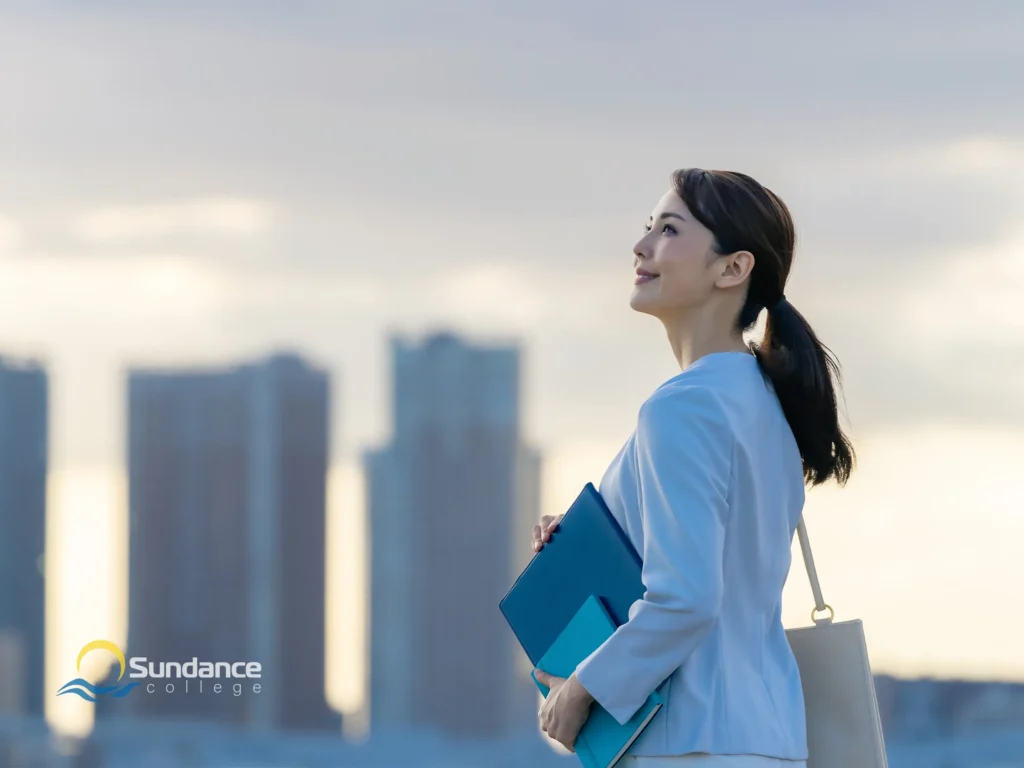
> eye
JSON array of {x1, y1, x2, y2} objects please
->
[{"x1": 644, "y1": 221, "x2": 679, "y2": 235}]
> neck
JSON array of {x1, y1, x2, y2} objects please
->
[{"x1": 660, "y1": 305, "x2": 750, "y2": 372}]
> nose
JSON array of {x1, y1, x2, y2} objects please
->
[{"x1": 633, "y1": 237, "x2": 649, "y2": 263}]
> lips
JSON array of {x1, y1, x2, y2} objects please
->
[{"x1": 634, "y1": 271, "x2": 659, "y2": 285}]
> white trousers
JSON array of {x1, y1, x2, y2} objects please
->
[{"x1": 620, "y1": 756, "x2": 806, "y2": 767}]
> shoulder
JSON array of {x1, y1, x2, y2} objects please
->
[
  {"x1": 636, "y1": 380, "x2": 733, "y2": 452},
  {"x1": 639, "y1": 377, "x2": 730, "y2": 429}
]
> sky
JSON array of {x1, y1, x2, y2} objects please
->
[{"x1": 0, "y1": 0, "x2": 1022, "y2": 738}]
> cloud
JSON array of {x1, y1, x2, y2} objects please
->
[
  {"x1": 904, "y1": 226, "x2": 1024, "y2": 344},
  {"x1": 0, "y1": 0, "x2": 1022, "y2": 464},
  {"x1": 2, "y1": 1, "x2": 1023, "y2": 209},
  {"x1": 70, "y1": 197, "x2": 277, "y2": 244},
  {"x1": 417, "y1": 263, "x2": 629, "y2": 333},
  {"x1": 937, "y1": 135, "x2": 1024, "y2": 175},
  {"x1": 0, "y1": 254, "x2": 224, "y2": 350},
  {"x1": 782, "y1": 135, "x2": 1024, "y2": 265}
]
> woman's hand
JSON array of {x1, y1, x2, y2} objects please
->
[
  {"x1": 534, "y1": 669, "x2": 595, "y2": 752},
  {"x1": 532, "y1": 514, "x2": 564, "y2": 552}
]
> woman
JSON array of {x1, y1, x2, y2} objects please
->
[{"x1": 530, "y1": 168, "x2": 854, "y2": 766}]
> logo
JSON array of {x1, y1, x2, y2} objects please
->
[
  {"x1": 56, "y1": 640, "x2": 264, "y2": 702},
  {"x1": 57, "y1": 640, "x2": 141, "y2": 702}
]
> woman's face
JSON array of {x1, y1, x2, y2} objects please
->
[{"x1": 629, "y1": 189, "x2": 721, "y2": 319}]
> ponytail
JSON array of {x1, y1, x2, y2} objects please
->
[
  {"x1": 670, "y1": 167, "x2": 855, "y2": 488},
  {"x1": 753, "y1": 296, "x2": 855, "y2": 487}
]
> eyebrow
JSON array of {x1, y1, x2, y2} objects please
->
[{"x1": 647, "y1": 212, "x2": 687, "y2": 222}]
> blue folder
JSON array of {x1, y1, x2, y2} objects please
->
[
  {"x1": 499, "y1": 483, "x2": 664, "y2": 765},
  {"x1": 499, "y1": 483, "x2": 646, "y2": 665},
  {"x1": 532, "y1": 595, "x2": 663, "y2": 768}
]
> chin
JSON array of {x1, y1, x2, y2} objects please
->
[{"x1": 628, "y1": 294, "x2": 659, "y2": 316}]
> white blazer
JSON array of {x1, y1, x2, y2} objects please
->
[{"x1": 574, "y1": 352, "x2": 809, "y2": 761}]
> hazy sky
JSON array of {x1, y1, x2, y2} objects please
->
[
  {"x1": 3, "y1": 0, "x2": 1023, "y2": 463},
  {"x1": 2, "y1": 0, "x2": 1022, "y2": 735}
]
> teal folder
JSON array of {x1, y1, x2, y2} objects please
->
[{"x1": 532, "y1": 595, "x2": 663, "y2": 768}]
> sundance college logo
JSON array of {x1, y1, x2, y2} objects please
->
[{"x1": 57, "y1": 640, "x2": 263, "y2": 702}]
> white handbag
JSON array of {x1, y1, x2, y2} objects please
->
[{"x1": 785, "y1": 519, "x2": 889, "y2": 768}]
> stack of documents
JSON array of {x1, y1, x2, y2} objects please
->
[{"x1": 499, "y1": 483, "x2": 664, "y2": 768}]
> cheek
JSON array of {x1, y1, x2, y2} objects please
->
[{"x1": 658, "y1": 251, "x2": 708, "y2": 298}]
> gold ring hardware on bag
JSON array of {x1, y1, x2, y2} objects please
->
[{"x1": 811, "y1": 604, "x2": 835, "y2": 624}]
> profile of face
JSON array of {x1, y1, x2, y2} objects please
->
[{"x1": 630, "y1": 189, "x2": 754, "y2": 320}]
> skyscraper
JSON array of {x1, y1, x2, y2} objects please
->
[
  {"x1": 366, "y1": 332, "x2": 541, "y2": 738},
  {"x1": 123, "y1": 353, "x2": 339, "y2": 732},
  {"x1": 0, "y1": 356, "x2": 47, "y2": 719},
  {"x1": 509, "y1": 442, "x2": 544, "y2": 728}
]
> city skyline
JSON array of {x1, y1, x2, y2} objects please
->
[
  {"x1": 40, "y1": 334, "x2": 544, "y2": 739},
  {"x1": 33, "y1": 327, "x2": 1024, "y2": 740}
]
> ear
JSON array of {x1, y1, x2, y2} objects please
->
[{"x1": 714, "y1": 250, "x2": 755, "y2": 290}]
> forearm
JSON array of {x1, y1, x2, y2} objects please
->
[{"x1": 574, "y1": 592, "x2": 720, "y2": 725}]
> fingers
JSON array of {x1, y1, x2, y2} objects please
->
[
  {"x1": 536, "y1": 686, "x2": 575, "y2": 753},
  {"x1": 533, "y1": 514, "x2": 563, "y2": 552},
  {"x1": 545, "y1": 728, "x2": 575, "y2": 753}
]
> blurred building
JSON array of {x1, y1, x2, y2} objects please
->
[
  {"x1": 510, "y1": 442, "x2": 544, "y2": 726},
  {"x1": 0, "y1": 357, "x2": 48, "y2": 719},
  {"x1": 0, "y1": 631, "x2": 26, "y2": 717},
  {"x1": 876, "y1": 674, "x2": 1024, "y2": 740},
  {"x1": 119, "y1": 352, "x2": 339, "y2": 732},
  {"x1": 365, "y1": 332, "x2": 541, "y2": 738}
]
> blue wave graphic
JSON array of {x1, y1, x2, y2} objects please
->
[{"x1": 57, "y1": 678, "x2": 140, "y2": 702}]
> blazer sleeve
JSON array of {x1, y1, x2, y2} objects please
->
[{"x1": 573, "y1": 385, "x2": 733, "y2": 725}]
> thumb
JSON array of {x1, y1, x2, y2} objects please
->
[{"x1": 533, "y1": 668, "x2": 562, "y2": 687}]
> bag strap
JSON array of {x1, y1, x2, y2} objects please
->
[{"x1": 796, "y1": 518, "x2": 834, "y2": 625}]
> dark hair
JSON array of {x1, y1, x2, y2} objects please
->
[{"x1": 671, "y1": 168, "x2": 855, "y2": 487}]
